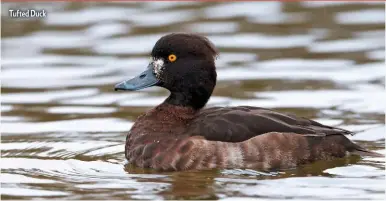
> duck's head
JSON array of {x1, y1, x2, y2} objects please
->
[{"x1": 115, "y1": 33, "x2": 218, "y2": 110}]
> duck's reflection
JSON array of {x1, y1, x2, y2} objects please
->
[
  {"x1": 124, "y1": 164, "x2": 219, "y2": 199},
  {"x1": 123, "y1": 155, "x2": 361, "y2": 199}
]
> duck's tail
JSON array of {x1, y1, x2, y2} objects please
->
[
  {"x1": 351, "y1": 148, "x2": 384, "y2": 157},
  {"x1": 348, "y1": 139, "x2": 384, "y2": 157},
  {"x1": 306, "y1": 133, "x2": 384, "y2": 158}
]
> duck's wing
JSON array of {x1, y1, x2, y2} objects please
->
[{"x1": 188, "y1": 106, "x2": 353, "y2": 142}]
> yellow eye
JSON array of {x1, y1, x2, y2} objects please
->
[{"x1": 168, "y1": 54, "x2": 177, "y2": 62}]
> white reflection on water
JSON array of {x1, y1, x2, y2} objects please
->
[
  {"x1": 257, "y1": 59, "x2": 354, "y2": 70},
  {"x1": 218, "y1": 62, "x2": 384, "y2": 82},
  {"x1": 1, "y1": 66, "x2": 115, "y2": 79},
  {"x1": 45, "y1": 7, "x2": 138, "y2": 26},
  {"x1": 204, "y1": 2, "x2": 281, "y2": 19},
  {"x1": 335, "y1": 9, "x2": 385, "y2": 24},
  {"x1": 324, "y1": 165, "x2": 385, "y2": 178},
  {"x1": 217, "y1": 176, "x2": 384, "y2": 199},
  {"x1": 2, "y1": 188, "x2": 70, "y2": 197},
  {"x1": 309, "y1": 37, "x2": 385, "y2": 53},
  {"x1": 60, "y1": 92, "x2": 143, "y2": 105},
  {"x1": 348, "y1": 125, "x2": 386, "y2": 141},
  {"x1": 1, "y1": 88, "x2": 99, "y2": 104},
  {"x1": 367, "y1": 50, "x2": 385, "y2": 60},
  {"x1": 4, "y1": 31, "x2": 94, "y2": 49},
  {"x1": 184, "y1": 22, "x2": 240, "y2": 34},
  {"x1": 142, "y1": 1, "x2": 200, "y2": 10},
  {"x1": 1, "y1": 105, "x2": 13, "y2": 112},
  {"x1": 301, "y1": 1, "x2": 384, "y2": 7},
  {"x1": 2, "y1": 75, "x2": 127, "y2": 89},
  {"x1": 1, "y1": 55, "x2": 115, "y2": 66},
  {"x1": 93, "y1": 33, "x2": 167, "y2": 54},
  {"x1": 130, "y1": 10, "x2": 196, "y2": 27},
  {"x1": 1, "y1": 158, "x2": 168, "y2": 199},
  {"x1": 1, "y1": 174, "x2": 56, "y2": 184},
  {"x1": 85, "y1": 22, "x2": 130, "y2": 39},
  {"x1": 209, "y1": 33, "x2": 314, "y2": 48},
  {"x1": 1, "y1": 141, "x2": 120, "y2": 158},
  {"x1": 249, "y1": 12, "x2": 307, "y2": 24},
  {"x1": 47, "y1": 106, "x2": 116, "y2": 114},
  {"x1": 1, "y1": 118, "x2": 132, "y2": 134},
  {"x1": 245, "y1": 89, "x2": 384, "y2": 113}
]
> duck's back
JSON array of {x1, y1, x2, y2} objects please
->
[{"x1": 187, "y1": 106, "x2": 352, "y2": 142}]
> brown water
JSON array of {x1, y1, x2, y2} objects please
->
[{"x1": 1, "y1": 1, "x2": 385, "y2": 200}]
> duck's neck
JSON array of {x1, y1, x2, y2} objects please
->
[
  {"x1": 148, "y1": 102, "x2": 197, "y2": 123},
  {"x1": 142, "y1": 89, "x2": 213, "y2": 125},
  {"x1": 165, "y1": 90, "x2": 212, "y2": 110}
]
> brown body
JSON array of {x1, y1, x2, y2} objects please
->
[
  {"x1": 116, "y1": 33, "x2": 382, "y2": 172},
  {"x1": 125, "y1": 103, "x2": 379, "y2": 171}
]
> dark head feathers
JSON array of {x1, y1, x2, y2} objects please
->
[{"x1": 151, "y1": 33, "x2": 219, "y2": 61}]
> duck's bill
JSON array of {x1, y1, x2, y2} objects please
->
[{"x1": 114, "y1": 67, "x2": 159, "y2": 91}]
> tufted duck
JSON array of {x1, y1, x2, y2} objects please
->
[{"x1": 115, "y1": 33, "x2": 382, "y2": 171}]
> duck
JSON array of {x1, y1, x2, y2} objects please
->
[{"x1": 115, "y1": 33, "x2": 382, "y2": 171}]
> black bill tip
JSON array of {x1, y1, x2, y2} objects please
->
[{"x1": 114, "y1": 67, "x2": 159, "y2": 91}]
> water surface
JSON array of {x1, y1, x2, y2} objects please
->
[{"x1": 1, "y1": 1, "x2": 385, "y2": 200}]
